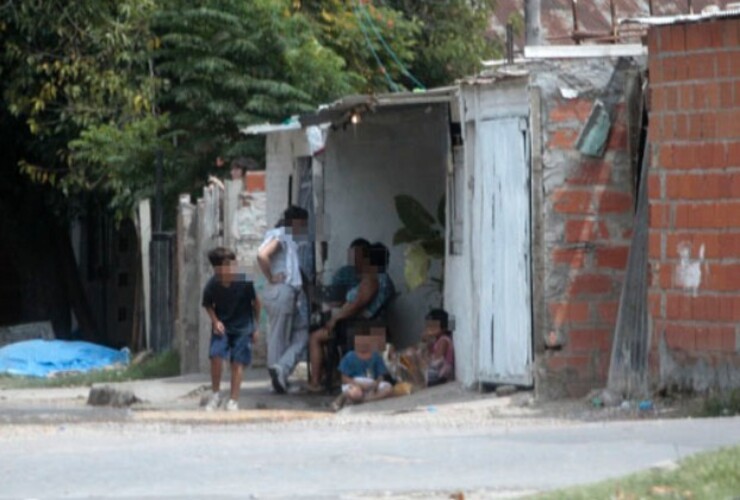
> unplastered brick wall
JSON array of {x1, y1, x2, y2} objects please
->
[
  {"x1": 533, "y1": 59, "x2": 638, "y2": 398},
  {"x1": 646, "y1": 18, "x2": 740, "y2": 393}
]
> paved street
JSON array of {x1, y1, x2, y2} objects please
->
[{"x1": 1, "y1": 415, "x2": 738, "y2": 499}]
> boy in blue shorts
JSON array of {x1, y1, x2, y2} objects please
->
[
  {"x1": 202, "y1": 247, "x2": 260, "y2": 411},
  {"x1": 331, "y1": 334, "x2": 393, "y2": 411}
]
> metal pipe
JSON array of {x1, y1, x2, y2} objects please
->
[
  {"x1": 571, "y1": 0, "x2": 581, "y2": 45},
  {"x1": 506, "y1": 22, "x2": 514, "y2": 64},
  {"x1": 524, "y1": 0, "x2": 542, "y2": 46},
  {"x1": 610, "y1": 0, "x2": 617, "y2": 41}
]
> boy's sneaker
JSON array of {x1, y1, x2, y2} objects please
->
[
  {"x1": 268, "y1": 365, "x2": 286, "y2": 394},
  {"x1": 225, "y1": 399, "x2": 239, "y2": 412},
  {"x1": 204, "y1": 391, "x2": 221, "y2": 411}
]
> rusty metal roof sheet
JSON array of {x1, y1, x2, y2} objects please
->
[{"x1": 490, "y1": 0, "x2": 734, "y2": 47}]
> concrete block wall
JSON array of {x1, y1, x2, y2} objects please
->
[
  {"x1": 534, "y1": 60, "x2": 637, "y2": 398},
  {"x1": 236, "y1": 171, "x2": 269, "y2": 366},
  {"x1": 176, "y1": 173, "x2": 269, "y2": 373},
  {"x1": 646, "y1": 18, "x2": 740, "y2": 393}
]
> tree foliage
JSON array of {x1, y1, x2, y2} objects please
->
[
  {"x1": 292, "y1": 0, "x2": 420, "y2": 92},
  {"x1": 1, "y1": 0, "x2": 498, "y2": 221},
  {"x1": 151, "y1": 0, "x2": 359, "y2": 186},
  {"x1": 1, "y1": 0, "x2": 166, "y2": 218},
  {"x1": 385, "y1": 0, "x2": 498, "y2": 88}
]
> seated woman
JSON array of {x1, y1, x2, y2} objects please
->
[{"x1": 307, "y1": 242, "x2": 394, "y2": 392}]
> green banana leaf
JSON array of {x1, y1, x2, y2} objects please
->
[
  {"x1": 393, "y1": 227, "x2": 418, "y2": 245},
  {"x1": 404, "y1": 243, "x2": 430, "y2": 291},
  {"x1": 395, "y1": 194, "x2": 436, "y2": 240},
  {"x1": 437, "y1": 195, "x2": 446, "y2": 227}
]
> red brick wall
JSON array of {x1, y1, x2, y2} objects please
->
[
  {"x1": 245, "y1": 171, "x2": 266, "y2": 193},
  {"x1": 647, "y1": 18, "x2": 740, "y2": 392},
  {"x1": 538, "y1": 66, "x2": 636, "y2": 398}
]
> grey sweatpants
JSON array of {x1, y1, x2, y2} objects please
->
[{"x1": 260, "y1": 283, "x2": 309, "y2": 377}]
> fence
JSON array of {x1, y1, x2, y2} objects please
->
[{"x1": 175, "y1": 174, "x2": 267, "y2": 374}]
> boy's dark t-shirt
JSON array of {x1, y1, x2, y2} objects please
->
[{"x1": 201, "y1": 275, "x2": 256, "y2": 337}]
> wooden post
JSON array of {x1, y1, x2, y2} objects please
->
[
  {"x1": 150, "y1": 232, "x2": 174, "y2": 353},
  {"x1": 223, "y1": 179, "x2": 242, "y2": 251},
  {"x1": 176, "y1": 194, "x2": 200, "y2": 373}
]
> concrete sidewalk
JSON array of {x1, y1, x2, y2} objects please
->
[{"x1": 0, "y1": 364, "x2": 698, "y2": 428}]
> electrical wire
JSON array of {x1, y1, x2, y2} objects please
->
[
  {"x1": 352, "y1": 1, "x2": 400, "y2": 92},
  {"x1": 355, "y1": 1, "x2": 426, "y2": 90}
]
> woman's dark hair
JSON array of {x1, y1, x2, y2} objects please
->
[
  {"x1": 369, "y1": 242, "x2": 390, "y2": 272},
  {"x1": 350, "y1": 238, "x2": 370, "y2": 249},
  {"x1": 425, "y1": 308, "x2": 449, "y2": 332},
  {"x1": 349, "y1": 238, "x2": 371, "y2": 258},
  {"x1": 276, "y1": 205, "x2": 308, "y2": 227}
]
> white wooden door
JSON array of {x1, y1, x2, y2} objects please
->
[{"x1": 478, "y1": 117, "x2": 533, "y2": 385}]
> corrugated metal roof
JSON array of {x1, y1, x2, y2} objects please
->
[{"x1": 242, "y1": 87, "x2": 458, "y2": 134}]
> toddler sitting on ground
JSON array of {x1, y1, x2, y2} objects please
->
[{"x1": 331, "y1": 335, "x2": 393, "y2": 411}]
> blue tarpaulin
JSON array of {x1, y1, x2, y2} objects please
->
[{"x1": 0, "y1": 339, "x2": 130, "y2": 378}]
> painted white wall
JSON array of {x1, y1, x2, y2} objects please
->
[
  {"x1": 265, "y1": 130, "x2": 310, "y2": 228},
  {"x1": 445, "y1": 81, "x2": 530, "y2": 388},
  {"x1": 322, "y1": 105, "x2": 449, "y2": 347}
]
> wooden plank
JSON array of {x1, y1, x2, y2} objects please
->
[
  {"x1": 138, "y1": 199, "x2": 152, "y2": 349},
  {"x1": 529, "y1": 87, "x2": 547, "y2": 356},
  {"x1": 607, "y1": 143, "x2": 650, "y2": 398}
]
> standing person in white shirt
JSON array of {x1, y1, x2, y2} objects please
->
[{"x1": 257, "y1": 206, "x2": 310, "y2": 393}]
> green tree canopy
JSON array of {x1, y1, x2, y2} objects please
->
[
  {"x1": 292, "y1": 0, "x2": 421, "y2": 92},
  {"x1": 1, "y1": 0, "x2": 166, "y2": 218},
  {"x1": 385, "y1": 0, "x2": 498, "y2": 88},
  {"x1": 151, "y1": 0, "x2": 359, "y2": 186},
  {"x1": 2, "y1": 0, "x2": 499, "y2": 221}
]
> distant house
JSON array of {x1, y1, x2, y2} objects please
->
[{"x1": 243, "y1": 47, "x2": 644, "y2": 397}]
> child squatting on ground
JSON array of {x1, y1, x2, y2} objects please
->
[
  {"x1": 331, "y1": 334, "x2": 393, "y2": 412},
  {"x1": 389, "y1": 308, "x2": 455, "y2": 390},
  {"x1": 422, "y1": 309, "x2": 455, "y2": 386},
  {"x1": 202, "y1": 247, "x2": 260, "y2": 411}
]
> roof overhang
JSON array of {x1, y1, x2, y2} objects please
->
[
  {"x1": 241, "y1": 86, "x2": 457, "y2": 135},
  {"x1": 522, "y1": 44, "x2": 647, "y2": 59}
]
